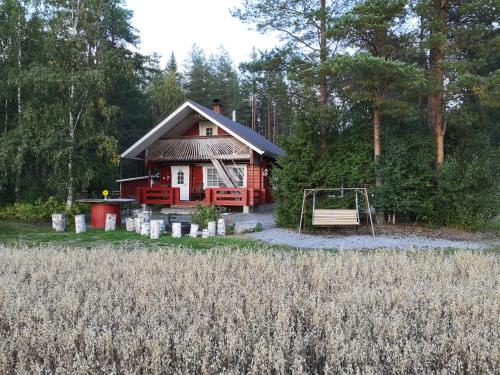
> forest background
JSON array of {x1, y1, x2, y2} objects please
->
[{"x1": 0, "y1": 0, "x2": 498, "y2": 229}]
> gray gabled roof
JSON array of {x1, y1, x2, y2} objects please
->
[{"x1": 121, "y1": 100, "x2": 286, "y2": 159}]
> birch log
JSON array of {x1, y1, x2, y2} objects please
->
[
  {"x1": 135, "y1": 218, "x2": 143, "y2": 234},
  {"x1": 125, "y1": 217, "x2": 135, "y2": 232},
  {"x1": 74, "y1": 214, "x2": 86, "y2": 233},
  {"x1": 150, "y1": 220, "x2": 161, "y2": 239},
  {"x1": 140, "y1": 222, "x2": 150, "y2": 236},
  {"x1": 189, "y1": 224, "x2": 199, "y2": 238},
  {"x1": 52, "y1": 213, "x2": 66, "y2": 232},
  {"x1": 172, "y1": 223, "x2": 182, "y2": 238},
  {"x1": 217, "y1": 218, "x2": 226, "y2": 236},
  {"x1": 207, "y1": 221, "x2": 216, "y2": 237},
  {"x1": 105, "y1": 214, "x2": 116, "y2": 232}
]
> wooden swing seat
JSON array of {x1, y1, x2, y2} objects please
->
[{"x1": 312, "y1": 209, "x2": 360, "y2": 226}]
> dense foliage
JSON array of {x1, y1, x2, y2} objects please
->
[{"x1": 0, "y1": 0, "x2": 498, "y2": 229}]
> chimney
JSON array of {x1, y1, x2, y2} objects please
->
[{"x1": 212, "y1": 98, "x2": 223, "y2": 114}]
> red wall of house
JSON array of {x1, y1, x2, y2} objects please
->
[
  {"x1": 159, "y1": 166, "x2": 171, "y2": 185},
  {"x1": 182, "y1": 123, "x2": 230, "y2": 137},
  {"x1": 120, "y1": 178, "x2": 150, "y2": 199},
  {"x1": 182, "y1": 124, "x2": 199, "y2": 136},
  {"x1": 190, "y1": 166, "x2": 204, "y2": 194}
]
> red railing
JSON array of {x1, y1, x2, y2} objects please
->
[
  {"x1": 138, "y1": 186, "x2": 261, "y2": 207},
  {"x1": 205, "y1": 188, "x2": 261, "y2": 207},
  {"x1": 137, "y1": 186, "x2": 180, "y2": 205}
]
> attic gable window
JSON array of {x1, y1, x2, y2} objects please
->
[{"x1": 199, "y1": 121, "x2": 218, "y2": 136}]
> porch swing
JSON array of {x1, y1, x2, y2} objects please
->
[{"x1": 299, "y1": 188, "x2": 375, "y2": 236}]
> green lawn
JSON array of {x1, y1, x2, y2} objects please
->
[{"x1": 0, "y1": 220, "x2": 262, "y2": 250}]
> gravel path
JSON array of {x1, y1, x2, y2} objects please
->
[{"x1": 249, "y1": 228, "x2": 490, "y2": 250}]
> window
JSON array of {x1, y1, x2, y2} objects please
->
[
  {"x1": 199, "y1": 121, "x2": 218, "y2": 136},
  {"x1": 177, "y1": 171, "x2": 184, "y2": 184},
  {"x1": 228, "y1": 167, "x2": 245, "y2": 187},
  {"x1": 206, "y1": 168, "x2": 223, "y2": 187},
  {"x1": 205, "y1": 166, "x2": 246, "y2": 188}
]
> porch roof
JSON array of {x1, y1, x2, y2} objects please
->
[{"x1": 146, "y1": 136, "x2": 251, "y2": 162}]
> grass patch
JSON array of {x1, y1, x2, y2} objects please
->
[{"x1": 0, "y1": 220, "x2": 262, "y2": 250}]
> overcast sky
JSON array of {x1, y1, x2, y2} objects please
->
[{"x1": 125, "y1": 0, "x2": 280, "y2": 69}]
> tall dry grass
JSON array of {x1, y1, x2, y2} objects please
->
[{"x1": 0, "y1": 245, "x2": 498, "y2": 374}]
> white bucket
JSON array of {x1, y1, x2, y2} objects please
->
[
  {"x1": 52, "y1": 213, "x2": 66, "y2": 232},
  {"x1": 217, "y1": 218, "x2": 226, "y2": 236},
  {"x1": 105, "y1": 214, "x2": 116, "y2": 232},
  {"x1": 172, "y1": 222, "x2": 182, "y2": 238},
  {"x1": 189, "y1": 224, "x2": 199, "y2": 238},
  {"x1": 74, "y1": 214, "x2": 86, "y2": 234},
  {"x1": 207, "y1": 221, "x2": 216, "y2": 237},
  {"x1": 150, "y1": 220, "x2": 161, "y2": 239}
]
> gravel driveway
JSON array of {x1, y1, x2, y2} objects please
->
[{"x1": 249, "y1": 228, "x2": 491, "y2": 250}]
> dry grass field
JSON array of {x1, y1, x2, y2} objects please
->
[{"x1": 0, "y1": 245, "x2": 498, "y2": 374}]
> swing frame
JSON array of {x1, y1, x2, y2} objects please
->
[{"x1": 299, "y1": 187, "x2": 375, "y2": 237}]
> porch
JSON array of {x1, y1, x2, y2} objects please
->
[{"x1": 137, "y1": 186, "x2": 262, "y2": 208}]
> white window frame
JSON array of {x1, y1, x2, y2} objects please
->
[
  {"x1": 203, "y1": 164, "x2": 247, "y2": 188},
  {"x1": 199, "y1": 121, "x2": 218, "y2": 136}
]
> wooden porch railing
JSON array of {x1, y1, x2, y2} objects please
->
[
  {"x1": 137, "y1": 186, "x2": 180, "y2": 205},
  {"x1": 205, "y1": 188, "x2": 261, "y2": 207},
  {"x1": 137, "y1": 186, "x2": 261, "y2": 207}
]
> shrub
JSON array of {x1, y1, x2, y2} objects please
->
[
  {"x1": 426, "y1": 151, "x2": 500, "y2": 230},
  {"x1": 191, "y1": 204, "x2": 220, "y2": 228},
  {"x1": 0, "y1": 197, "x2": 88, "y2": 223}
]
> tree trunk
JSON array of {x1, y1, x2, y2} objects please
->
[
  {"x1": 428, "y1": 0, "x2": 447, "y2": 168},
  {"x1": 374, "y1": 92, "x2": 382, "y2": 171},
  {"x1": 66, "y1": 81, "x2": 75, "y2": 209},
  {"x1": 318, "y1": 0, "x2": 328, "y2": 152},
  {"x1": 374, "y1": 92, "x2": 385, "y2": 224},
  {"x1": 267, "y1": 95, "x2": 272, "y2": 141},
  {"x1": 17, "y1": 9, "x2": 22, "y2": 116},
  {"x1": 4, "y1": 99, "x2": 7, "y2": 136}
]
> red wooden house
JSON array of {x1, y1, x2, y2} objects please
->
[{"x1": 119, "y1": 100, "x2": 285, "y2": 212}]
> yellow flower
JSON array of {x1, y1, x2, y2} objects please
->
[{"x1": 102, "y1": 190, "x2": 109, "y2": 198}]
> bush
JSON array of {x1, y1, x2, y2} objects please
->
[
  {"x1": 426, "y1": 151, "x2": 500, "y2": 230},
  {"x1": 191, "y1": 205, "x2": 220, "y2": 228},
  {"x1": 0, "y1": 197, "x2": 88, "y2": 223}
]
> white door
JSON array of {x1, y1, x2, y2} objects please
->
[{"x1": 171, "y1": 166, "x2": 190, "y2": 201}]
